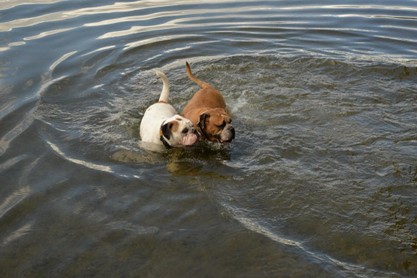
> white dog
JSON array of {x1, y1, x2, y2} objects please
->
[{"x1": 139, "y1": 70, "x2": 198, "y2": 149}]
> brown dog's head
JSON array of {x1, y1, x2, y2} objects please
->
[{"x1": 197, "y1": 108, "x2": 235, "y2": 143}]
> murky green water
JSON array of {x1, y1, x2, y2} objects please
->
[{"x1": 1, "y1": 0, "x2": 417, "y2": 276}]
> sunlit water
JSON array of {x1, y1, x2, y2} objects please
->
[{"x1": 1, "y1": 0, "x2": 417, "y2": 276}]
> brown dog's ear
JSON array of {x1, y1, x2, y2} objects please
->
[
  {"x1": 160, "y1": 122, "x2": 173, "y2": 139},
  {"x1": 197, "y1": 113, "x2": 210, "y2": 140}
]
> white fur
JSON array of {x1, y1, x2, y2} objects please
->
[
  {"x1": 155, "y1": 70, "x2": 169, "y2": 102},
  {"x1": 139, "y1": 70, "x2": 198, "y2": 148}
]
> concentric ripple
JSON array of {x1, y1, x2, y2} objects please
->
[{"x1": 1, "y1": 0, "x2": 417, "y2": 276}]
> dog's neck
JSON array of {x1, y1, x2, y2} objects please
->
[
  {"x1": 197, "y1": 121, "x2": 209, "y2": 140},
  {"x1": 160, "y1": 136, "x2": 172, "y2": 149}
]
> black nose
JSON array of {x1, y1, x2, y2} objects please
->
[{"x1": 230, "y1": 126, "x2": 235, "y2": 140}]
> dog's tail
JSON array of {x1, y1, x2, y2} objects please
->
[
  {"x1": 186, "y1": 62, "x2": 210, "y2": 89},
  {"x1": 154, "y1": 69, "x2": 170, "y2": 103}
]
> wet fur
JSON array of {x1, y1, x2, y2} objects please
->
[{"x1": 182, "y1": 62, "x2": 235, "y2": 143}]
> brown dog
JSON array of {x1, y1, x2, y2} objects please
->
[{"x1": 182, "y1": 62, "x2": 235, "y2": 143}]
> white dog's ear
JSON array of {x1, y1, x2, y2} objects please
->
[{"x1": 160, "y1": 122, "x2": 173, "y2": 139}]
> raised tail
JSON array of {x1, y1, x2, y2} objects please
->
[
  {"x1": 185, "y1": 62, "x2": 210, "y2": 89},
  {"x1": 154, "y1": 69, "x2": 170, "y2": 102}
]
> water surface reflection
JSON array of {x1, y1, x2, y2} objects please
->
[{"x1": 1, "y1": 0, "x2": 417, "y2": 276}]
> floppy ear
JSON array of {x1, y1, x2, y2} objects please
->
[
  {"x1": 160, "y1": 122, "x2": 173, "y2": 139},
  {"x1": 198, "y1": 113, "x2": 208, "y2": 130}
]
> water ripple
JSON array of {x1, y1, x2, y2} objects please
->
[
  {"x1": 0, "y1": 186, "x2": 31, "y2": 219},
  {"x1": 1, "y1": 1, "x2": 417, "y2": 276},
  {"x1": 224, "y1": 204, "x2": 399, "y2": 278}
]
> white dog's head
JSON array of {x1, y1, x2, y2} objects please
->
[{"x1": 160, "y1": 115, "x2": 199, "y2": 148}]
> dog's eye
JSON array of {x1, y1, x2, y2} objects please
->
[
  {"x1": 218, "y1": 122, "x2": 226, "y2": 129},
  {"x1": 182, "y1": 128, "x2": 189, "y2": 134}
]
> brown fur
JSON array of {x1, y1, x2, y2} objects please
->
[{"x1": 182, "y1": 62, "x2": 234, "y2": 142}]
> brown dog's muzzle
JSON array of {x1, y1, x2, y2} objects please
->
[{"x1": 219, "y1": 124, "x2": 235, "y2": 143}]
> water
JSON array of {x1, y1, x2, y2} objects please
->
[{"x1": 1, "y1": 0, "x2": 417, "y2": 276}]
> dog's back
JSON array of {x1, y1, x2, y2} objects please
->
[
  {"x1": 183, "y1": 62, "x2": 227, "y2": 114},
  {"x1": 140, "y1": 70, "x2": 175, "y2": 143},
  {"x1": 140, "y1": 103, "x2": 176, "y2": 142}
]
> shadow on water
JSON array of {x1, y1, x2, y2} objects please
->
[{"x1": 112, "y1": 141, "x2": 234, "y2": 177}]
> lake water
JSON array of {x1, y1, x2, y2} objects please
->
[{"x1": 1, "y1": 0, "x2": 417, "y2": 277}]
